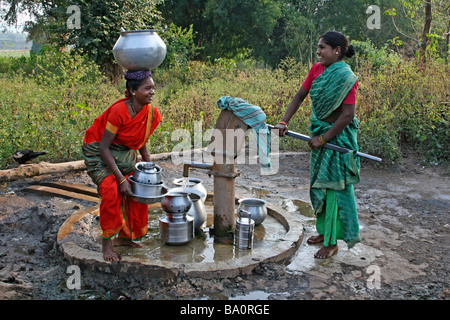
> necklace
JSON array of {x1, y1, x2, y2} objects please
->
[{"x1": 129, "y1": 99, "x2": 137, "y2": 114}]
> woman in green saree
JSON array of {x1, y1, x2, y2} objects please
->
[{"x1": 275, "y1": 31, "x2": 360, "y2": 259}]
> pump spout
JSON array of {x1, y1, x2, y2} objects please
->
[{"x1": 183, "y1": 161, "x2": 214, "y2": 177}]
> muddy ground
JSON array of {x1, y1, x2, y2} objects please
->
[{"x1": 0, "y1": 151, "x2": 448, "y2": 300}]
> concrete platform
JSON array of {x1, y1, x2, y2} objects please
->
[{"x1": 54, "y1": 183, "x2": 304, "y2": 280}]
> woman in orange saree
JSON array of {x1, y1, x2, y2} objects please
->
[{"x1": 82, "y1": 70, "x2": 161, "y2": 261}]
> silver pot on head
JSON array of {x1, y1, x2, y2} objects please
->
[{"x1": 113, "y1": 29, "x2": 167, "y2": 71}]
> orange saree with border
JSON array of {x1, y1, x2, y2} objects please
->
[{"x1": 82, "y1": 98, "x2": 161, "y2": 240}]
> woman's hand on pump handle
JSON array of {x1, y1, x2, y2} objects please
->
[
  {"x1": 273, "y1": 122, "x2": 289, "y2": 137},
  {"x1": 273, "y1": 121, "x2": 326, "y2": 150}
]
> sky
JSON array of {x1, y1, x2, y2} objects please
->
[{"x1": 0, "y1": 2, "x2": 33, "y2": 33}]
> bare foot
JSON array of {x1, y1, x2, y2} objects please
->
[
  {"x1": 113, "y1": 238, "x2": 142, "y2": 248},
  {"x1": 314, "y1": 245, "x2": 338, "y2": 259},
  {"x1": 307, "y1": 234, "x2": 324, "y2": 244},
  {"x1": 102, "y1": 238, "x2": 120, "y2": 262}
]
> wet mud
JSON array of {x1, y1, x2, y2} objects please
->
[{"x1": 0, "y1": 152, "x2": 448, "y2": 300}]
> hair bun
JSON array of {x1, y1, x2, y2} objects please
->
[{"x1": 346, "y1": 45, "x2": 356, "y2": 58}]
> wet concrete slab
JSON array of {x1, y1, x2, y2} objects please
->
[{"x1": 57, "y1": 189, "x2": 304, "y2": 280}]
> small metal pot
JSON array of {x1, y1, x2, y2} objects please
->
[
  {"x1": 161, "y1": 191, "x2": 192, "y2": 214},
  {"x1": 128, "y1": 177, "x2": 168, "y2": 204},
  {"x1": 133, "y1": 162, "x2": 162, "y2": 185},
  {"x1": 237, "y1": 198, "x2": 267, "y2": 226}
]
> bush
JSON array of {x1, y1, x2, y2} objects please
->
[
  {"x1": 0, "y1": 49, "x2": 448, "y2": 169},
  {"x1": 0, "y1": 49, "x2": 120, "y2": 168}
]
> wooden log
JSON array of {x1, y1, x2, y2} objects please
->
[
  {"x1": 0, "y1": 161, "x2": 86, "y2": 182},
  {"x1": 57, "y1": 205, "x2": 100, "y2": 242},
  {"x1": 0, "y1": 148, "x2": 206, "y2": 182},
  {"x1": 39, "y1": 182, "x2": 98, "y2": 197},
  {"x1": 24, "y1": 185, "x2": 100, "y2": 203}
]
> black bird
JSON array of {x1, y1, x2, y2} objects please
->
[{"x1": 13, "y1": 149, "x2": 47, "y2": 164}]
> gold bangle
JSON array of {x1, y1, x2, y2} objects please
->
[
  {"x1": 319, "y1": 135, "x2": 327, "y2": 144},
  {"x1": 119, "y1": 177, "x2": 127, "y2": 185},
  {"x1": 278, "y1": 121, "x2": 288, "y2": 127}
]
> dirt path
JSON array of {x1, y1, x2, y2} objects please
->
[{"x1": 0, "y1": 152, "x2": 448, "y2": 300}]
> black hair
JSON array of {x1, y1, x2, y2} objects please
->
[
  {"x1": 320, "y1": 31, "x2": 355, "y2": 59},
  {"x1": 126, "y1": 78, "x2": 148, "y2": 97}
]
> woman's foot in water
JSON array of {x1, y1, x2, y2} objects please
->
[
  {"x1": 314, "y1": 244, "x2": 338, "y2": 259},
  {"x1": 102, "y1": 238, "x2": 120, "y2": 262},
  {"x1": 307, "y1": 234, "x2": 324, "y2": 244},
  {"x1": 113, "y1": 238, "x2": 142, "y2": 247}
]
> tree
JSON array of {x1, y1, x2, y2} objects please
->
[
  {"x1": 204, "y1": 0, "x2": 282, "y2": 60},
  {"x1": 385, "y1": 0, "x2": 449, "y2": 62},
  {"x1": 418, "y1": 0, "x2": 432, "y2": 61},
  {"x1": 1, "y1": 0, "x2": 163, "y2": 81}
]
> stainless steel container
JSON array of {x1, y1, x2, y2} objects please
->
[
  {"x1": 173, "y1": 178, "x2": 208, "y2": 202},
  {"x1": 128, "y1": 177, "x2": 168, "y2": 204},
  {"x1": 112, "y1": 29, "x2": 167, "y2": 71},
  {"x1": 133, "y1": 162, "x2": 162, "y2": 185},
  {"x1": 234, "y1": 209, "x2": 255, "y2": 250},
  {"x1": 186, "y1": 192, "x2": 207, "y2": 232},
  {"x1": 161, "y1": 191, "x2": 192, "y2": 214},
  {"x1": 237, "y1": 198, "x2": 267, "y2": 226},
  {"x1": 159, "y1": 215, "x2": 194, "y2": 246}
]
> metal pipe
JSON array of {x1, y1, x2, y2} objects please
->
[
  {"x1": 267, "y1": 124, "x2": 382, "y2": 162},
  {"x1": 182, "y1": 161, "x2": 214, "y2": 177}
]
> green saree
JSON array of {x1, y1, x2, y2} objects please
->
[{"x1": 308, "y1": 61, "x2": 361, "y2": 248}]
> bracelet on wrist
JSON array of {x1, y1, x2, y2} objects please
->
[
  {"x1": 278, "y1": 121, "x2": 288, "y2": 127},
  {"x1": 119, "y1": 177, "x2": 127, "y2": 185},
  {"x1": 319, "y1": 135, "x2": 327, "y2": 144}
]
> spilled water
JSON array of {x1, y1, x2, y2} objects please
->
[
  {"x1": 281, "y1": 198, "x2": 315, "y2": 225},
  {"x1": 90, "y1": 199, "x2": 287, "y2": 264}
]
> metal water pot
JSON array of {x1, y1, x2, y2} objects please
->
[
  {"x1": 186, "y1": 192, "x2": 207, "y2": 232},
  {"x1": 159, "y1": 214, "x2": 194, "y2": 246},
  {"x1": 133, "y1": 162, "x2": 162, "y2": 185},
  {"x1": 173, "y1": 178, "x2": 208, "y2": 202},
  {"x1": 237, "y1": 198, "x2": 267, "y2": 225},
  {"x1": 159, "y1": 192, "x2": 194, "y2": 246},
  {"x1": 234, "y1": 209, "x2": 255, "y2": 250},
  {"x1": 112, "y1": 29, "x2": 167, "y2": 71},
  {"x1": 161, "y1": 191, "x2": 192, "y2": 214}
]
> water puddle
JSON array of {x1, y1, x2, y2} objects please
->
[
  {"x1": 281, "y1": 198, "x2": 315, "y2": 225},
  {"x1": 229, "y1": 290, "x2": 271, "y2": 300},
  {"x1": 90, "y1": 199, "x2": 287, "y2": 264}
]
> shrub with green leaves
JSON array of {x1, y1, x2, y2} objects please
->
[{"x1": 0, "y1": 48, "x2": 448, "y2": 169}]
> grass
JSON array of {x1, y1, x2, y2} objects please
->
[{"x1": 0, "y1": 50, "x2": 448, "y2": 169}]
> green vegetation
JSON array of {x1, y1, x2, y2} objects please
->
[
  {"x1": 0, "y1": 46, "x2": 448, "y2": 169},
  {"x1": 0, "y1": 1, "x2": 448, "y2": 169}
]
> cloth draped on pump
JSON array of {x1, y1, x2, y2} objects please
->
[
  {"x1": 82, "y1": 98, "x2": 161, "y2": 240},
  {"x1": 216, "y1": 96, "x2": 271, "y2": 171},
  {"x1": 308, "y1": 61, "x2": 361, "y2": 248}
]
